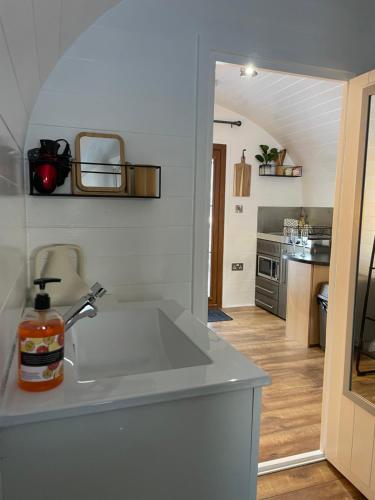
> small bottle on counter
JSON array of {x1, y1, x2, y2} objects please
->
[{"x1": 18, "y1": 278, "x2": 64, "y2": 392}]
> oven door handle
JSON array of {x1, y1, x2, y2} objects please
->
[{"x1": 274, "y1": 261, "x2": 280, "y2": 281}]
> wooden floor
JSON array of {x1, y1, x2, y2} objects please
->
[
  {"x1": 257, "y1": 461, "x2": 365, "y2": 499},
  {"x1": 208, "y1": 306, "x2": 325, "y2": 462}
]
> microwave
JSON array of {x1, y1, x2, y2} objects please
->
[{"x1": 257, "y1": 254, "x2": 280, "y2": 282}]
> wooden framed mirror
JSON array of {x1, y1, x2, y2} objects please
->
[
  {"x1": 349, "y1": 87, "x2": 375, "y2": 405},
  {"x1": 72, "y1": 131, "x2": 127, "y2": 195}
]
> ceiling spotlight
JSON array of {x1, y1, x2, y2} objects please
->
[{"x1": 240, "y1": 65, "x2": 258, "y2": 78}]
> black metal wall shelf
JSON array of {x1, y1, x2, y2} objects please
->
[
  {"x1": 28, "y1": 161, "x2": 161, "y2": 199},
  {"x1": 259, "y1": 174, "x2": 302, "y2": 178},
  {"x1": 29, "y1": 193, "x2": 160, "y2": 199},
  {"x1": 259, "y1": 165, "x2": 302, "y2": 178}
]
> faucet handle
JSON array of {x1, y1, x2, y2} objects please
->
[{"x1": 90, "y1": 282, "x2": 107, "y2": 298}]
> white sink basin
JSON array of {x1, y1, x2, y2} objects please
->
[{"x1": 71, "y1": 303, "x2": 212, "y2": 381}]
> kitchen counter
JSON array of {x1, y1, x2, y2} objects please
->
[{"x1": 283, "y1": 252, "x2": 330, "y2": 266}]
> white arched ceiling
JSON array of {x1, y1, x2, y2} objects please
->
[
  {"x1": 215, "y1": 63, "x2": 344, "y2": 167},
  {"x1": 0, "y1": 0, "x2": 120, "y2": 147},
  {"x1": 215, "y1": 63, "x2": 345, "y2": 205}
]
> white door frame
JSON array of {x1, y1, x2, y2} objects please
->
[{"x1": 191, "y1": 40, "x2": 352, "y2": 468}]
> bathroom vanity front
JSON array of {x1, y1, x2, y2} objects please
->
[{"x1": 0, "y1": 300, "x2": 269, "y2": 500}]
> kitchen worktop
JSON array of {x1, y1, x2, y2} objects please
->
[{"x1": 283, "y1": 252, "x2": 330, "y2": 266}]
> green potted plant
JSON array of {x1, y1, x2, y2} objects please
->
[{"x1": 255, "y1": 145, "x2": 279, "y2": 175}]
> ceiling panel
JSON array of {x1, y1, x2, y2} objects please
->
[{"x1": 215, "y1": 63, "x2": 344, "y2": 167}]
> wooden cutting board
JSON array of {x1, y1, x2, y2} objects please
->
[{"x1": 233, "y1": 149, "x2": 251, "y2": 197}]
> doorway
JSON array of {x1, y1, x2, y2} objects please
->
[
  {"x1": 208, "y1": 144, "x2": 226, "y2": 309},
  {"x1": 208, "y1": 61, "x2": 344, "y2": 472}
]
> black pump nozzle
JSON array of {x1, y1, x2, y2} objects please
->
[
  {"x1": 33, "y1": 278, "x2": 61, "y2": 310},
  {"x1": 34, "y1": 278, "x2": 61, "y2": 290}
]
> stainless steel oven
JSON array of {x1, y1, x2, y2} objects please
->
[{"x1": 257, "y1": 254, "x2": 280, "y2": 282}]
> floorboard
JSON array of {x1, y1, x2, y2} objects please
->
[
  {"x1": 208, "y1": 306, "x2": 325, "y2": 462},
  {"x1": 257, "y1": 461, "x2": 365, "y2": 499}
]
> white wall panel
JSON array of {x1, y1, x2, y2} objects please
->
[
  {"x1": 26, "y1": 124, "x2": 194, "y2": 168},
  {"x1": 0, "y1": 0, "x2": 40, "y2": 113},
  {"x1": 27, "y1": 226, "x2": 192, "y2": 258},
  {"x1": 59, "y1": 0, "x2": 119, "y2": 52},
  {"x1": 0, "y1": 117, "x2": 26, "y2": 388},
  {"x1": 112, "y1": 282, "x2": 191, "y2": 309},
  {"x1": 0, "y1": 267, "x2": 26, "y2": 390},
  {"x1": 32, "y1": 0, "x2": 62, "y2": 83},
  {"x1": 0, "y1": 24, "x2": 28, "y2": 149},
  {"x1": 26, "y1": 197, "x2": 193, "y2": 228},
  {"x1": 84, "y1": 254, "x2": 191, "y2": 287}
]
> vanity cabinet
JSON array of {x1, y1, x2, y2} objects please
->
[
  {"x1": 0, "y1": 387, "x2": 264, "y2": 500},
  {"x1": 0, "y1": 300, "x2": 269, "y2": 500}
]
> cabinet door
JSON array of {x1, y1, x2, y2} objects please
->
[
  {"x1": 255, "y1": 292, "x2": 278, "y2": 314},
  {"x1": 324, "y1": 71, "x2": 375, "y2": 499}
]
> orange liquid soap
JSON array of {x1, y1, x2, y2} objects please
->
[{"x1": 18, "y1": 278, "x2": 65, "y2": 392}]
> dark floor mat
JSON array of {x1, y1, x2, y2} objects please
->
[{"x1": 208, "y1": 309, "x2": 233, "y2": 322}]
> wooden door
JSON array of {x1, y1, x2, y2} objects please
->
[
  {"x1": 323, "y1": 71, "x2": 375, "y2": 498},
  {"x1": 208, "y1": 144, "x2": 226, "y2": 309}
]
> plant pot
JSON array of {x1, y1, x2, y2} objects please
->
[{"x1": 276, "y1": 165, "x2": 284, "y2": 176}]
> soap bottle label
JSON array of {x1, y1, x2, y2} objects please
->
[{"x1": 19, "y1": 334, "x2": 64, "y2": 382}]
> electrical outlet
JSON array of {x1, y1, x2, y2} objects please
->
[
  {"x1": 235, "y1": 204, "x2": 243, "y2": 214},
  {"x1": 232, "y1": 263, "x2": 244, "y2": 271}
]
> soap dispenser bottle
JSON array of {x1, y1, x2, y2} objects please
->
[{"x1": 18, "y1": 278, "x2": 65, "y2": 392}]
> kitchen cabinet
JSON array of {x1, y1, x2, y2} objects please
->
[{"x1": 285, "y1": 259, "x2": 329, "y2": 347}]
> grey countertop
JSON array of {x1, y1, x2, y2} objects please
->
[{"x1": 283, "y1": 252, "x2": 330, "y2": 266}]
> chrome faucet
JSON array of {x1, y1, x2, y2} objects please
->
[{"x1": 63, "y1": 282, "x2": 107, "y2": 332}]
